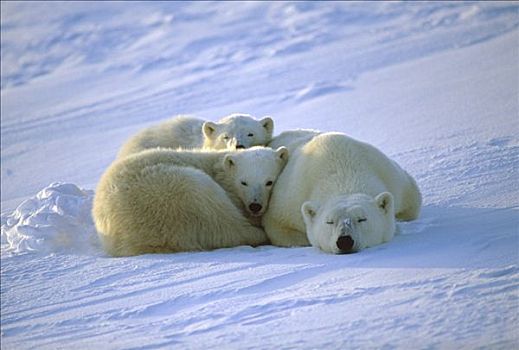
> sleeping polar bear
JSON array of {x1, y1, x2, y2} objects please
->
[{"x1": 263, "y1": 131, "x2": 421, "y2": 254}]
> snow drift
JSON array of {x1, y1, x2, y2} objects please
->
[{"x1": 1, "y1": 182, "x2": 97, "y2": 255}]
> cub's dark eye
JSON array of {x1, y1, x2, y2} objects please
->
[
  {"x1": 248, "y1": 133, "x2": 254, "y2": 137},
  {"x1": 241, "y1": 181, "x2": 248, "y2": 186},
  {"x1": 266, "y1": 181, "x2": 273, "y2": 186},
  {"x1": 358, "y1": 218, "x2": 367, "y2": 223},
  {"x1": 223, "y1": 136, "x2": 230, "y2": 140},
  {"x1": 326, "y1": 221, "x2": 334, "y2": 225}
]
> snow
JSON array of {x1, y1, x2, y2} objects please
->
[
  {"x1": 1, "y1": 183, "x2": 96, "y2": 255},
  {"x1": 1, "y1": 2, "x2": 518, "y2": 349}
]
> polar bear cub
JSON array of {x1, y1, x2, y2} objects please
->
[
  {"x1": 93, "y1": 146, "x2": 288, "y2": 256},
  {"x1": 264, "y1": 132, "x2": 421, "y2": 254},
  {"x1": 117, "y1": 113, "x2": 274, "y2": 158}
]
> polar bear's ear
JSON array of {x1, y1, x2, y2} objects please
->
[
  {"x1": 223, "y1": 154, "x2": 236, "y2": 172},
  {"x1": 275, "y1": 146, "x2": 289, "y2": 163},
  {"x1": 203, "y1": 122, "x2": 218, "y2": 138},
  {"x1": 375, "y1": 192, "x2": 394, "y2": 216},
  {"x1": 301, "y1": 201, "x2": 320, "y2": 225},
  {"x1": 260, "y1": 117, "x2": 274, "y2": 137}
]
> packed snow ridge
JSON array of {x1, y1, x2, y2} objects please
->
[{"x1": 1, "y1": 183, "x2": 98, "y2": 255}]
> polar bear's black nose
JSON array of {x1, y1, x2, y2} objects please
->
[
  {"x1": 236, "y1": 145, "x2": 245, "y2": 149},
  {"x1": 336, "y1": 235, "x2": 355, "y2": 252},
  {"x1": 249, "y1": 203, "x2": 263, "y2": 213}
]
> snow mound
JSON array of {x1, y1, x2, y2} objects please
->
[{"x1": 1, "y1": 182, "x2": 99, "y2": 255}]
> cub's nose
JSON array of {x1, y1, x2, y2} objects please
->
[
  {"x1": 336, "y1": 235, "x2": 355, "y2": 253},
  {"x1": 236, "y1": 145, "x2": 245, "y2": 149},
  {"x1": 248, "y1": 203, "x2": 263, "y2": 213}
]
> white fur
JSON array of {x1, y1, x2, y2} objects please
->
[
  {"x1": 301, "y1": 193, "x2": 396, "y2": 254},
  {"x1": 117, "y1": 114, "x2": 274, "y2": 158},
  {"x1": 223, "y1": 147, "x2": 288, "y2": 224},
  {"x1": 93, "y1": 146, "x2": 288, "y2": 256},
  {"x1": 203, "y1": 114, "x2": 274, "y2": 150},
  {"x1": 263, "y1": 131, "x2": 422, "y2": 253}
]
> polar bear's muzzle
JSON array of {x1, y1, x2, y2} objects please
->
[
  {"x1": 336, "y1": 218, "x2": 357, "y2": 253},
  {"x1": 248, "y1": 202, "x2": 263, "y2": 216},
  {"x1": 336, "y1": 235, "x2": 355, "y2": 253}
]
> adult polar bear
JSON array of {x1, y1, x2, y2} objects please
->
[
  {"x1": 263, "y1": 131, "x2": 421, "y2": 254},
  {"x1": 93, "y1": 146, "x2": 288, "y2": 256},
  {"x1": 117, "y1": 113, "x2": 274, "y2": 158}
]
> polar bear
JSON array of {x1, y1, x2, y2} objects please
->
[
  {"x1": 264, "y1": 131, "x2": 422, "y2": 254},
  {"x1": 117, "y1": 113, "x2": 274, "y2": 158},
  {"x1": 93, "y1": 146, "x2": 288, "y2": 256}
]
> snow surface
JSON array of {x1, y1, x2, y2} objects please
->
[{"x1": 1, "y1": 2, "x2": 518, "y2": 349}]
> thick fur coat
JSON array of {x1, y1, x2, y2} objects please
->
[
  {"x1": 264, "y1": 131, "x2": 422, "y2": 253},
  {"x1": 94, "y1": 147, "x2": 288, "y2": 256}
]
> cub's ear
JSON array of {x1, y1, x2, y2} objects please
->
[
  {"x1": 202, "y1": 121, "x2": 218, "y2": 138},
  {"x1": 301, "y1": 201, "x2": 320, "y2": 225},
  {"x1": 260, "y1": 117, "x2": 274, "y2": 137},
  {"x1": 375, "y1": 192, "x2": 394, "y2": 215},
  {"x1": 223, "y1": 154, "x2": 236, "y2": 172},
  {"x1": 275, "y1": 146, "x2": 289, "y2": 163}
]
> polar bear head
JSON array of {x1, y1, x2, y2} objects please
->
[
  {"x1": 301, "y1": 193, "x2": 396, "y2": 254},
  {"x1": 223, "y1": 146, "x2": 288, "y2": 218},
  {"x1": 203, "y1": 114, "x2": 274, "y2": 150}
]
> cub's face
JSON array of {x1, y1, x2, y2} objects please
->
[
  {"x1": 203, "y1": 114, "x2": 274, "y2": 150},
  {"x1": 223, "y1": 147, "x2": 288, "y2": 218},
  {"x1": 301, "y1": 193, "x2": 396, "y2": 254}
]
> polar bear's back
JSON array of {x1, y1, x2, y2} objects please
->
[
  {"x1": 279, "y1": 132, "x2": 420, "y2": 220},
  {"x1": 268, "y1": 129, "x2": 320, "y2": 154},
  {"x1": 117, "y1": 116, "x2": 205, "y2": 159},
  {"x1": 94, "y1": 164, "x2": 210, "y2": 255},
  {"x1": 302, "y1": 133, "x2": 421, "y2": 220},
  {"x1": 113, "y1": 147, "x2": 223, "y2": 179}
]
